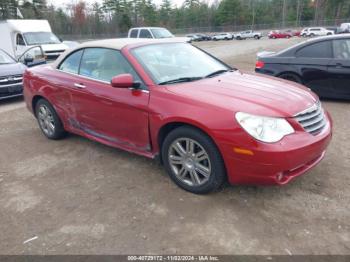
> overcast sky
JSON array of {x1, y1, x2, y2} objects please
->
[{"x1": 47, "y1": 0, "x2": 186, "y2": 8}]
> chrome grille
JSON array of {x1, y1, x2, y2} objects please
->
[
  {"x1": 0, "y1": 74, "x2": 23, "y2": 86},
  {"x1": 294, "y1": 102, "x2": 326, "y2": 135}
]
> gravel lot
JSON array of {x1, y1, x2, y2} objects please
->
[{"x1": 0, "y1": 38, "x2": 349, "y2": 255}]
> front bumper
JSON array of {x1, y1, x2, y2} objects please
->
[
  {"x1": 217, "y1": 113, "x2": 332, "y2": 185},
  {"x1": 0, "y1": 84, "x2": 23, "y2": 100}
]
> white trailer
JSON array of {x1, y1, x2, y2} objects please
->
[{"x1": 0, "y1": 19, "x2": 68, "y2": 59}]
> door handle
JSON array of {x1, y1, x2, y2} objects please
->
[{"x1": 74, "y1": 83, "x2": 86, "y2": 89}]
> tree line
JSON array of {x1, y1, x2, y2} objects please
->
[{"x1": 1, "y1": 0, "x2": 350, "y2": 36}]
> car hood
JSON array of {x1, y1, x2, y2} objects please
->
[
  {"x1": 0, "y1": 62, "x2": 26, "y2": 77},
  {"x1": 41, "y1": 43, "x2": 68, "y2": 52},
  {"x1": 164, "y1": 71, "x2": 318, "y2": 117}
]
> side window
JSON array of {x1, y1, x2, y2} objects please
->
[
  {"x1": 333, "y1": 39, "x2": 350, "y2": 59},
  {"x1": 79, "y1": 48, "x2": 141, "y2": 83},
  {"x1": 17, "y1": 34, "x2": 25, "y2": 46},
  {"x1": 58, "y1": 49, "x2": 83, "y2": 74},
  {"x1": 296, "y1": 41, "x2": 332, "y2": 58},
  {"x1": 139, "y1": 29, "x2": 152, "y2": 39},
  {"x1": 130, "y1": 29, "x2": 138, "y2": 38}
]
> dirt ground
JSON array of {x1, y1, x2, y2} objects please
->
[{"x1": 0, "y1": 38, "x2": 349, "y2": 255}]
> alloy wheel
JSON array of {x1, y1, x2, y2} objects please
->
[
  {"x1": 168, "y1": 138, "x2": 211, "y2": 187},
  {"x1": 38, "y1": 104, "x2": 55, "y2": 137}
]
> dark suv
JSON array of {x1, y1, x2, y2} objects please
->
[{"x1": 0, "y1": 49, "x2": 27, "y2": 100}]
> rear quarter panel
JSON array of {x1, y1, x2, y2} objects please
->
[{"x1": 23, "y1": 65, "x2": 72, "y2": 128}]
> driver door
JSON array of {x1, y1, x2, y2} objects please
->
[
  {"x1": 17, "y1": 46, "x2": 46, "y2": 67},
  {"x1": 71, "y1": 47, "x2": 150, "y2": 152},
  {"x1": 15, "y1": 34, "x2": 28, "y2": 58}
]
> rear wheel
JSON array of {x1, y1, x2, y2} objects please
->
[
  {"x1": 310, "y1": 33, "x2": 315, "y2": 37},
  {"x1": 279, "y1": 73, "x2": 302, "y2": 84},
  {"x1": 35, "y1": 99, "x2": 66, "y2": 140},
  {"x1": 162, "y1": 126, "x2": 226, "y2": 194}
]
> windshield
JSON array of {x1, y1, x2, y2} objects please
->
[
  {"x1": 0, "y1": 50, "x2": 15, "y2": 64},
  {"x1": 132, "y1": 43, "x2": 231, "y2": 84},
  {"x1": 23, "y1": 32, "x2": 61, "y2": 45},
  {"x1": 150, "y1": 28, "x2": 174, "y2": 39}
]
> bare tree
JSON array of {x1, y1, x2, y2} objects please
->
[{"x1": 282, "y1": 0, "x2": 287, "y2": 28}]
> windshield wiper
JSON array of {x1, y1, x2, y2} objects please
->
[
  {"x1": 205, "y1": 69, "x2": 232, "y2": 78},
  {"x1": 159, "y1": 77, "x2": 203, "y2": 85}
]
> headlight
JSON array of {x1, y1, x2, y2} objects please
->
[{"x1": 235, "y1": 112, "x2": 294, "y2": 143}]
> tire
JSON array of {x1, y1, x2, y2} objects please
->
[
  {"x1": 224, "y1": 37, "x2": 228, "y2": 40},
  {"x1": 327, "y1": 33, "x2": 332, "y2": 35},
  {"x1": 35, "y1": 98, "x2": 66, "y2": 140},
  {"x1": 286, "y1": 35, "x2": 290, "y2": 39},
  {"x1": 237, "y1": 36, "x2": 241, "y2": 40},
  {"x1": 161, "y1": 126, "x2": 226, "y2": 194},
  {"x1": 254, "y1": 35, "x2": 259, "y2": 39},
  {"x1": 278, "y1": 73, "x2": 302, "y2": 84},
  {"x1": 272, "y1": 36, "x2": 276, "y2": 39},
  {"x1": 310, "y1": 33, "x2": 315, "y2": 37}
]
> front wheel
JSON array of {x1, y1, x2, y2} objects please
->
[
  {"x1": 162, "y1": 126, "x2": 226, "y2": 194},
  {"x1": 254, "y1": 35, "x2": 260, "y2": 39},
  {"x1": 35, "y1": 99, "x2": 66, "y2": 140}
]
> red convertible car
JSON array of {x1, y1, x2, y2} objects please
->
[
  {"x1": 23, "y1": 39, "x2": 332, "y2": 194},
  {"x1": 268, "y1": 30, "x2": 293, "y2": 39}
]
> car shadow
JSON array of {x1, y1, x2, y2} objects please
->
[{"x1": 0, "y1": 96, "x2": 24, "y2": 105}]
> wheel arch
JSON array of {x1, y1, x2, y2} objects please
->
[
  {"x1": 156, "y1": 120, "x2": 220, "y2": 164},
  {"x1": 276, "y1": 71, "x2": 303, "y2": 83},
  {"x1": 31, "y1": 95, "x2": 66, "y2": 126},
  {"x1": 32, "y1": 95, "x2": 46, "y2": 115}
]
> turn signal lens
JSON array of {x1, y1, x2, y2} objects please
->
[
  {"x1": 233, "y1": 147, "x2": 254, "y2": 156},
  {"x1": 255, "y1": 61, "x2": 265, "y2": 69}
]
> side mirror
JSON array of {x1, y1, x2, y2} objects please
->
[
  {"x1": 24, "y1": 55, "x2": 34, "y2": 65},
  {"x1": 111, "y1": 74, "x2": 140, "y2": 88}
]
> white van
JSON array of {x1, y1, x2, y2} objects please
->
[{"x1": 0, "y1": 20, "x2": 68, "y2": 59}]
